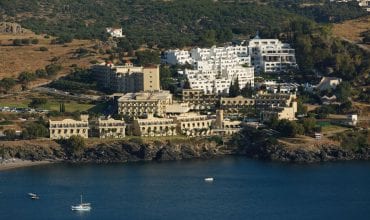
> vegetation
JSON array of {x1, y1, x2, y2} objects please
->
[
  {"x1": 334, "y1": 130, "x2": 370, "y2": 151},
  {"x1": 62, "y1": 135, "x2": 86, "y2": 158},
  {"x1": 135, "y1": 50, "x2": 160, "y2": 66},
  {"x1": 28, "y1": 98, "x2": 47, "y2": 108},
  {"x1": 21, "y1": 120, "x2": 49, "y2": 139},
  {"x1": 229, "y1": 78, "x2": 240, "y2": 98},
  {"x1": 49, "y1": 68, "x2": 97, "y2": 93},
  {"x1": 0, "y1": 78, "x2": 16, "y2": 93},
  {"x1": 2, "y1": 0, "x2": 306, "y2": 48}
]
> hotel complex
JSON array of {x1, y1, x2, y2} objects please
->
[{"x1": 49, "y1": 37, "x2": 301, "y2": 139}]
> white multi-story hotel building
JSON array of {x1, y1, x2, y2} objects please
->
[
  {"x1": 248, "y1": 36, "x2": 297, "y2": 73},
  {"x1": 162, "y1": 49, "x2": 192, "y2": 65},
  {"x1": 163, "y1": 45, "x2": 254, "y2": 95},
  {"x1": 163, "y1": 37, "x2": 297, "y2": 94}
]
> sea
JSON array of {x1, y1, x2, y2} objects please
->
[{"x1": 0, "y1": 157, "x2": 370, "y2": 220}]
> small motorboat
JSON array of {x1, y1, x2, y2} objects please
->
[
  {"x1": 28, "y1": 193, "x2": 39, "y2": 200},
  {"x1": 71, "y1": 195, "x2": 91, "y2": 211},
  {"x1": 204, "y1": 177, "x2": 214, "y2": 182}
]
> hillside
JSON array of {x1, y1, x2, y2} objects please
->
[
  {"x1": 0, "y1": 31, "x2": 108, "y2": 86},
  {"x1": 332, "y1": 15, "x2": 370, "y2": 51},
  {"x1": 0, "y1": 0, "x2": 304, "y2": 48}
]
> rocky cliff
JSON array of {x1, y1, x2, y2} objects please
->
[
  {"x1": 1, "y1": 134, "x2": 369, "y2": 164},
  {"x1": 244, "y1": 141, "x2": 370, "y2": 163},
  {"x1": 0, "y1": 138, "x2": 237, "y2": 163}
]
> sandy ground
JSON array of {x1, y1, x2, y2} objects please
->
[{"x1": 0, "y1": 158, "x2": 54, "y2": 171}]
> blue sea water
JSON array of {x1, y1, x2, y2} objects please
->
[{"x1": 0, "y1": 157, "x2": 370, "y2": 220}]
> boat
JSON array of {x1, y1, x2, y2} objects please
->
[
  {"x1": 71, "y1": 195, "x2": 91, "y2": 211},
  {"x1": 28, "y1": 193, "x2": 39, "y2": 200},
  {"x1": 204, "y1": 177, "x2": 214, "y2": 182}
]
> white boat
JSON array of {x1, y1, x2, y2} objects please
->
[
  {"x1": 28, "y1": 193, "x2": 39, "y2": 200},
  {"x1": 71, "y1": 195, "x2": 91, "y2": 211},
  {"x1": 204, "y1": 177, "x2": 214, "y2": 182}
]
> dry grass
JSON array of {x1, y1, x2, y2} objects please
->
[
  {"x1": 332, "y1": 15, "x2": 370, "y2": 50},
  {"x1": 0, "y1": 32, "x2": 108, "y2": 81}
]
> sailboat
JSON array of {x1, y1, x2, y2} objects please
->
[{"x1": 71, "y1": 195, "x2": 91, "y2": 211}]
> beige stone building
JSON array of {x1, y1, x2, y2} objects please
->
[
  {"x1": 255, "y1": 93, "x2": 296, "y2": 110},
  {"x1": 261, "y1": 107, "x2": 296, "y2": 122},
  {"x1": 213, "y1": 110, "x2": 242, "y2": 136},
  {"x1": 165, "y1": 103, "x2": 191, "y2": 117},
  {"x1": 255, "y1": 93, "x2": 297, "y2": 122},
  {"x1": 173, "y1": 113, "x2": 213, "y2": 136},
  {"x1": 133, "y1": 115, "x2": 177, "y2": 137},
  {"x1": 220, "y1": 96, "x2": 255, "y2": 116},
  {"x1": 93, "y1": 62, "x2": 160, "y2": 93},
  {"x1": 49, "y1": 115, "x2": 89, "y2": 139},
  {"x1": 118, "y1": 90, "x2": 173, "y2": 118},
  {"x1": 92, "y1": 117, "x2": 126, "y2": 139},
  {"x1": 182, "y1": 89, "x2": 219, "y2": 110}
]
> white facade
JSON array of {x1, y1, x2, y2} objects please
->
[
  {"x1": 162, "y1": 49, "x2": 192, "y2": 65},
  {"x1": 163, "y1": 45, "x2": 254, "y2": 95},
  {"x1": 106, "y1": 27, "x2": 125, "y2": 38},
  {"x1": 185, "y1": 66, "x2": 254, "y2": 95},
  {"x1": 248, "y1": 37, "x2": 297, "y2": 73},
  {"x1": 331, "y1": 0, "x2": 370, "y2": 11}
]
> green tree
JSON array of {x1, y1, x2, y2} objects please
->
[
  {"x1": 0, "y1": 78, "x2": 16, "y2": 92},
  {"x1": 301, "y1": 117, "x2": 316, "y2": 134},
  {"x1": 64, "y1": 135, "x2": 86, "y2": 158},
  {"x1": 3, "y1": 129, "x2": 17, "y2": 140},
  {"x1": 277, "y1": 120, "x2": 304, "y2": 138},
  {"x1": 46, "y1": 64, "x2": 63, "y2": 76},
  {"x1": 35, "y1": 69, "x2": 48, "y2": 78},
  {"x1": 136, "y1": 50, "x2": 160, "y2": 66},
  {"x1": 18, "y1": 71, "x2": 36, "y2": 83},
  {"x1": 60, "y1": 102, "x2": 66, "y2": 113},
  {"x1": 297, "y1": 99, "x2": 308, "y2": 115},
  {"x1": 199, "y1": 30, "x2": 217, "y2": 47},
  {"x1": 335, "y1": 81, "x2": 352, "y2": 102},
  {"x1": 229, "y1": 77, "x2": 240, "y2": 97},
  {"x1": 240, "y1": 83, "x2": 254, "y2": 98},
  {"x1": 21, "y1": 122, "x2": 48, "y2": 139},
  {"x1": 28, "y1": 98, "x2": 47, "y2": 108}
]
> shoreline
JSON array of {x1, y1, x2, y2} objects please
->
[{"x1": 0, "y1": 159, "x2": 55, "y2": 171}]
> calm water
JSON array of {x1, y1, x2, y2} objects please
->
[{"x1": 0, "y1": 157, "x2": 370, "y2": 220}]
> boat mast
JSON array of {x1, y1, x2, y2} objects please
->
[{"x1": 80, "y1": 195, "x2": 82, "y2": 204}]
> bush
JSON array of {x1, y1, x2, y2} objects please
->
[
  {"x1": 62, "y1": 135, "x2": 86, "y2": 158},
  {"x1": 3, "y1": 129, "x2": 17, "y2": 140},
  {"x1": 46, "y1": 64, "x2": 63, "y2": 76},
  {"x1": 18, "y1": 71, "x2": 37, "y2": 83},
  {"x1": 12, "y1": 39, "x2": 22, "y2": 46},
  {"x1": 28, "y1": 98, "x2": 47, "y2": 108},
  {"x1": 0, "y1": 78, "x2": 16, "y2": 91},
  {"x1": 35, "y1": 69, "x2": 48, "y2": 78},
  {"x1": 337, "y1": 131, "x2": 369, "y2": 151},
  {"x1": 31, "y1": 39, "x2": 39, "y2": 44},
  {"x1": 39, "y1": 46, "x2": 48, "y2": 51},
  {"x1": 277, "y1": 120, "x2": 304, "y2": 138},
  {"x1": 21, "y1": 122, "x2": 49, "y2": 139},
  {"x1": 21, "y1": 38, "x2": 30, "y2": 45}
]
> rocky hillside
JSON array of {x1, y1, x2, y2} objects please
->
[{"x1": 0, "y1": 138, "x2": 237, "y2": 163}]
